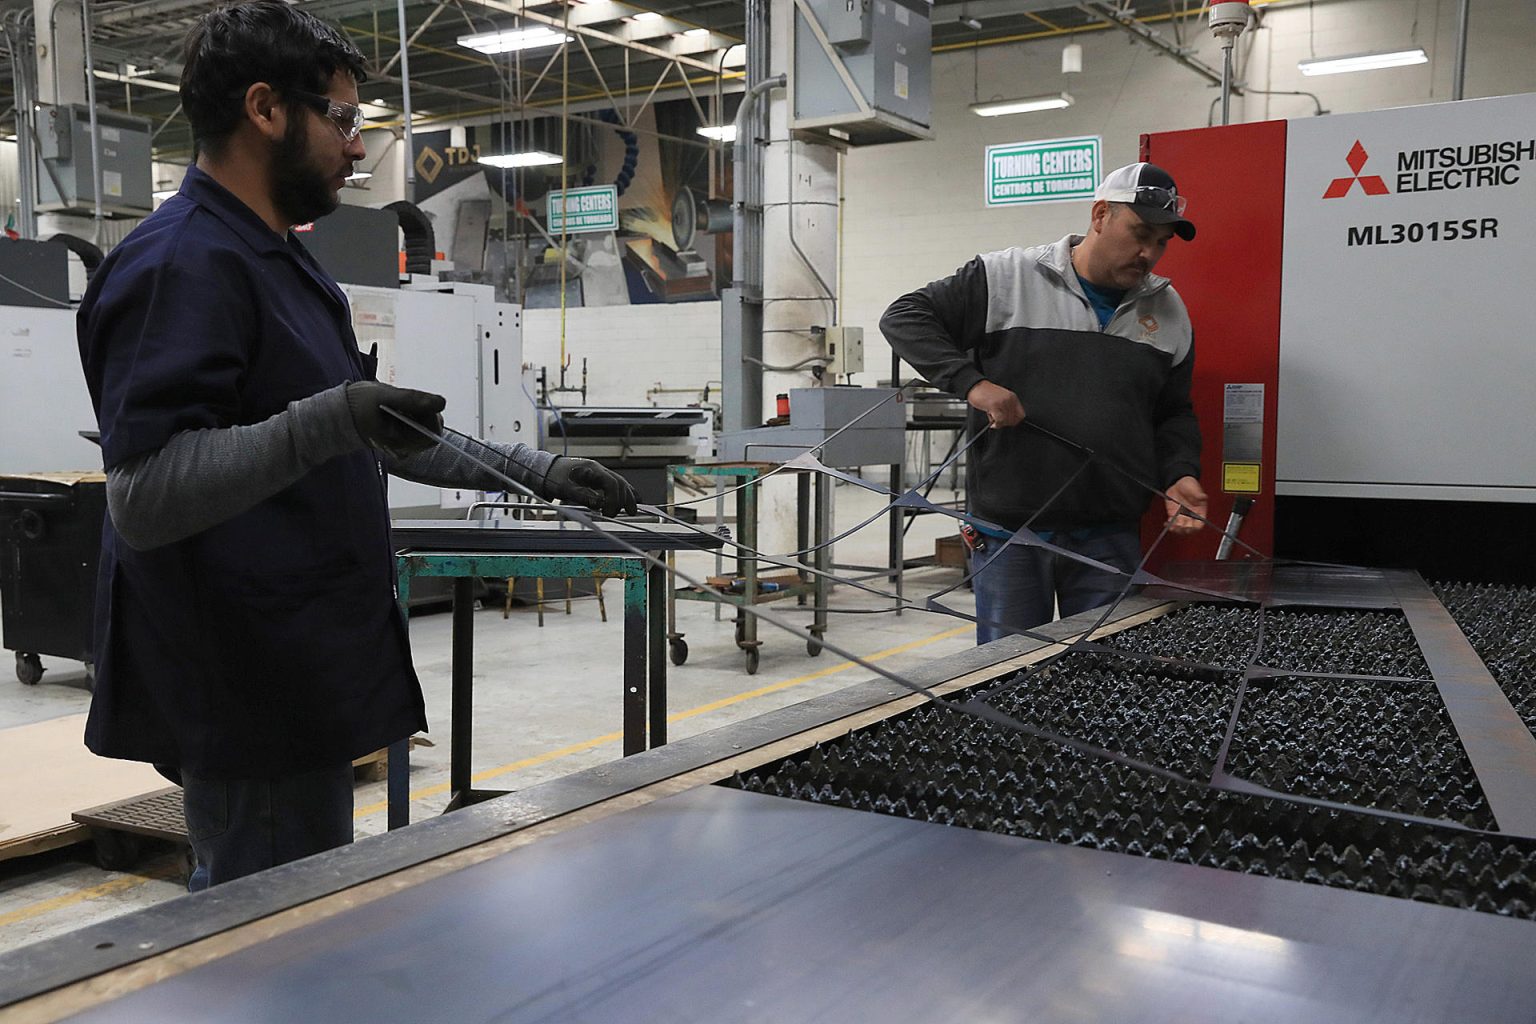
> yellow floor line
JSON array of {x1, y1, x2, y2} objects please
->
[
  {"x1": 0, "y1": 862, "x2": 181, "y2": 931},
  {"x1": 2, "y1": 623, "x2": 974, "y2": 929},
  {"x1": 665, "y1": 624, "x2": 973, "y2": 723},
  {"x1": 355, "y1": 621, "x2": 972, "y2": 816}
]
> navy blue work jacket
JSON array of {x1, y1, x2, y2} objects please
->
[{"x1": 77, "y1": 166, "x2": 425, "y2": 778}]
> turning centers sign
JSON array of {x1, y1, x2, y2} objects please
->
[
  {"x1": 547, "y1": 185, "x2": 620, "y2": 234},
  {"x1": 984, "y1": 135, "x2": 1102, "y2": 207}
]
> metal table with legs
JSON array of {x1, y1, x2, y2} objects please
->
[
  {"x1": 666, "y1": 463, "x2": 831, "y2": 675},
  {"x1": 386, "y1": 520, "x2": 720, "y2": 829}
]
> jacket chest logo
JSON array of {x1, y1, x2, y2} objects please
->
[{"x1": 1137, "y1": 313, "x2": 1160, "y2": 340}]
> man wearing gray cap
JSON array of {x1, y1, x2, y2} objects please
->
[{"x1": 881, "y1": 162, "x2": 1207, "y2": 643}]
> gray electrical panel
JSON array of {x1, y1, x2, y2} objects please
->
[
  {"x1": 791, "y1": 0, "x2": 932, "y2": 145},
  {"x1": 36, "y1": 104, "x2": 154, "y2": 216},
  {"x1": 717, "y1": 387, "x2": 905, "y2": 467}
]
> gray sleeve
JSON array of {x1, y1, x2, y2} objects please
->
[
  {"x1": 385, "y1": 433, "x2": 557, "y2": 496},
  {"x1": 878, "y1": 255, "x2": 991, "y2": 400},
  {"x1": 106, "y1": 383, "x2": 366, "y2": 551}
]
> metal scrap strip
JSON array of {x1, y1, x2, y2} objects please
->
[{"x1": 1393, "y1": 574, "x2": 1536, "y2": 837}]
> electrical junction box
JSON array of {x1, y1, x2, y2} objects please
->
[
  {"x1": 35, "y1": 104, "x2": 153, "y2": 216},
  {"x1": 824, "y1": 325, "x2": 865, "y2": 375},
  {"x1": 790, "y1": 0, "x2": 932, "y2": 146},
  {"x1": 717, "y1": 387, "x2": 904, "y2": 466},
  {"x1": 824, "y1": 0, "x2": 873, "y2": 45}
]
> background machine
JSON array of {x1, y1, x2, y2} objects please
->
[{"x1": 1135, "y1": 91, "x2": 1536, "y2": 583}]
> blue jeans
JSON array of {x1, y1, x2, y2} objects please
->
[
  {"x1": 970, "y1": 524, "x2": 1142, "y2": 645},
  {"x1": 180, "y1": 763, "x2": 355, "y2": 890}
]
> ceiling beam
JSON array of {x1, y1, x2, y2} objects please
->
[
  {"x1": 464, "y1": 0, "x2": 730, "y2": 73},
  {"x1": 930, "y1": 0, "x2": 1091, "y2": 24},
  {"x1": 1077, "y1": 1, "x2": 1237, "y2": 91}
]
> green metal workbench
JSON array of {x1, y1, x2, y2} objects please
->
[{"x1": 385, "y1": 551, "x2": 662, "y2": 830}]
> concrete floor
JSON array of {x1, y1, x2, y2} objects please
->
[{"x1": 0, "y1": 483, "x2": 977, "y2": 954}]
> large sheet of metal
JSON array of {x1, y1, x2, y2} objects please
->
[
  {"x1": 59, "y1": 785, "x2": 1536, "y2": 1023},
  {"x1": 0, "y1": 603, "x2": 1163, "y2": 1009}
]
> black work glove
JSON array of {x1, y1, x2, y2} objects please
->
[
  {"x1": 345, "y1": 381, "x2": 446, "y2": 458},
  {"x1": 544, "y1": 457, "x2": 638, "y2": 517}
]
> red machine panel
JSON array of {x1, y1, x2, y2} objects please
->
[{"x1": 1138, "y1": 119, "x2": 1286, "y2": 570}]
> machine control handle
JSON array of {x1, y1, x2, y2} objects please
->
[{"x1": 1215, "y1": 497, "x2": 1256, "y2": 560}]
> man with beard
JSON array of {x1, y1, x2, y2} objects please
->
[
  {"x1": 880, "y1": 164, "x2": 1207, "y2": 644},
  {"x1": 77, "y1": 0, "x2": 634, "y2": 888}
]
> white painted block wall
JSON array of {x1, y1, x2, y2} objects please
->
[{"x1": 521, "y1": 301, "x2": 723, "y2": 407}]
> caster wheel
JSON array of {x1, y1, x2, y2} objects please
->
[
  {"x1": 16, "y1": 652, "x2": 44, "y2": 686},
  {"x1": 807, "y1": 636, "x2": 823, "y2": 658},
  {"x1": 669, "y1": 638, "x2": 689, "y2": 666},
  {"x1": 744, "y1": 648, "x2": 760, "y2": 675}
]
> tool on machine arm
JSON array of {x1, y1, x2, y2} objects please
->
[{"x1": 1215, "y1": 497, "x2": 1255, "y2": 560}]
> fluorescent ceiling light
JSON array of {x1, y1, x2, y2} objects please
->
[
  {"x1": 345, "y1": 171, "x2": 373, "y2": 182},
  {"x1": 970, "y1": 92, "x2": 1073, "y2": 117},
  {"x1": 92, "y1": 68, "x2": 180, "y2": 92},
  {"x1": 1298, "y1": 48, "x2": 1428, "y2": 76},
  {"x1": 697, "y1": 124, "x2": 737, "y2": 142},
  {"x1": 722, "y1": 44, "x2": 746, "y2": 67},
  {"x1": 458, "y1": 26, "x2": 572, "y2": 54},
  {"x1": 630, "y1": 10, "x2": 663, "y2": 20},
  {"x1": 152, "y1": 189, "x2": 178, "y2": 199},
  {"x1": 480, "y1": 151, "x2": 563, "y2": 168},
  {"x1": 681, "y1": 27, "x2": 709, "y2": 37}
]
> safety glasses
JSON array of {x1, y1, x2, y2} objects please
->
[
  {"x1": 1101, "y1": 185, "x2": 1189, "y2": 216},
  {"x1": 288, "y1": 89, "x2": 366, "y2": 143}
]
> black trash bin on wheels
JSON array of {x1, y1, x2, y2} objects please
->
[{"x1": 0, "y1": 473, "x2": 105, "y2": 687}]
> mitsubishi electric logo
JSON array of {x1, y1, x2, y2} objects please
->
[{"x1": 1324, "y1": 140, "x2": 1390, "y2": 198}]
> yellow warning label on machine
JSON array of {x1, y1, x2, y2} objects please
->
[{"x1": 1222, "y1": 463, "x2": 1262, "y2": 494}]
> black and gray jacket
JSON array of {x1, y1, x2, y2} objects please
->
[{"x1": 880, "y1": 234, "x2": 1201, "y2": 531}]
